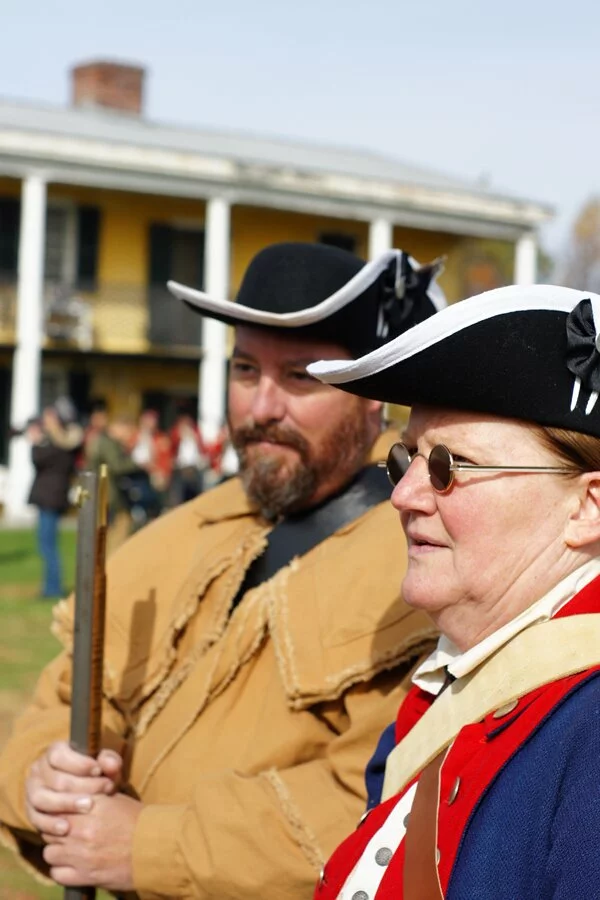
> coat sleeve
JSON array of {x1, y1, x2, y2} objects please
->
[
  {"x1": 0, "y1": 649, "x2": 128, "y2": 878},
  {"x1": 131, "y1": 671, "x2": 411, "y2": 900}
]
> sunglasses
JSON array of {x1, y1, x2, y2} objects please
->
[{"x1": 381, "y1": 442, "x2": 573, "y2": 494}]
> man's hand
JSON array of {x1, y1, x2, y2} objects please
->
[
  {"x1": 25, "y1": 422, "x2": 43, "y2": 445},
  {"x1": 42, "y1": 792, "x2": 142, "y2": 891},
  {"x1": 25, "y1": 741, "x2": 122, "y2": 838}
]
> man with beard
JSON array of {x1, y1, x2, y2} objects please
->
[{"x1": 0, "y1": 242, "x2": 444, "y2": 899}]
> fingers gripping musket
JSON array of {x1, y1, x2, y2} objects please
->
[{"x1": 65, "y1": 466, "x2": 108, "y2": 900}]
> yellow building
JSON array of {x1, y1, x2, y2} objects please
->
[{"x1": 0, "y1": 61, "x2": 552, "y2": 518}]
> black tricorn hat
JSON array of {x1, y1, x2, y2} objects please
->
[
  {"x1": 308, "y1": 285, "x2": 600, "y2": 438},
  {"x1": 167, "y1": 241, "x2": 446, "y2": 357}
]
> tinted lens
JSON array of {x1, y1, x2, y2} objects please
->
[
  {"x1": 386, "y1": 443, "x2": 412, "y2": 487},
  {"x1": 429, "y1": 444, "x2": 453, "y2": 492}
]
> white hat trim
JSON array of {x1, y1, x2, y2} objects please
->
[
  {"x1": 308, "y1": 284, "x2": 600, "y2": 384},
  {"x1": 167, "y1": 250, "x2": 445, "y2": 329}
]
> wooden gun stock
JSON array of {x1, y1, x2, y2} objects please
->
[{"x1": 64, "y1": 466, "x2": 108, "y2": 900}]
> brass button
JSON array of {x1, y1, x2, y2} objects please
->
[
  {"x1": 492, "y1": 699, "x2": 519, "y2": 719},
  {"x1": 375, "y1": 847, "x2": 393, "y2": 866},
  {"x1": 352, "y1": 893, "x2": 369, "y2": 900},
  {"x1": 403, "y1": 812, "x2": 411, "y2": 828},
  {"x1": 447, "y1": 776, "x2": 461, "y2": 805}
]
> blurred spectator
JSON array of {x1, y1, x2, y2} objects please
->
[
  {"x1": 131, "y1": 409, "x2": 173, "y2": 509},
  {"x1": 27, "y1": 397, "x2": 83, "y2": 599},
  {"x1": 169, "y1": 413, "x2": 210, "y2": 505},
  {"x1": 86, "y1": 414, "x2": 144, "y2": 553},
  {"x1": 81, "y1": 398, "x2": 109, "y2": 469}
]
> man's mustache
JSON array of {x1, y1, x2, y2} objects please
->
[{"x1": 231, "y1": 424, "x2": 310, "y2": 456}]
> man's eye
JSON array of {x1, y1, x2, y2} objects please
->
[
  {"x1": 288, "y1": 370, "x2": 316, "y2": 383},
  {"x1": 231, "y1": 361, "x2": 256, "y2": 376}
]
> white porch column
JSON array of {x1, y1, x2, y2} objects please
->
[
  {"x1": 5, "y1": 175, "x2": 47, "y2": 522},
  {"x1": 200, "y1": 197, "x2": 231, "y2": 443},
  {"x1": 514, "y1": 231, "x2": 537, "y2": 285},
  {"x1": 368, "y1": 217, "x2": 393, "y2": 260}
]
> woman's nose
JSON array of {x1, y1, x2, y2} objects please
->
[{"x1": 391, "y1": 455, "x2": 436, "y2": 513}]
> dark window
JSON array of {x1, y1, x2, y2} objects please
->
[
  {"x1": 318, "y1": 232, "x2": 357, "y2": 255},
  {"x1": 44, "y1": 207, "x2": 70, "y2": 281},
  {"x1": 148, "y1": 224, "x2": 204, "y2": 348},
  {"x1": 76, "y1": 206, "x2": 101, "y2": 290},
  {"x1": 142, "y1": 389, "x2": 198, "y2": 431},
  {"x1": 0, "y1": 199, "x2": 101, "y2": 286},
  {"x1": 68, "y1": 370, "x2": 92, "y2": 417},
  {"x1": 43, "y1": 203, "x2": 101, "y2": 289},
  {"x1": 0, "y1": 197, "x2": 20, "y2": 279}
]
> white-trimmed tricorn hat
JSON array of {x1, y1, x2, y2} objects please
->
[
  {"x1": 308, "y1": 284, "x2": 600, "y2": 438},
  {"x1": 167, "y1": 241, "x2": 446, "y2": 357}
]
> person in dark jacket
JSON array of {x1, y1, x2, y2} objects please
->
[{"x1": 27, "y1": 397, "x2": 83, "y2": 598}]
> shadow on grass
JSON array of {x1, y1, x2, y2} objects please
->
[{"x1": 0, "y1": 549, "x2": 31, "y2": 564}]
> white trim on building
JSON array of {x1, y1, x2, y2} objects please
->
[{"x1": 5, "y1": 174, "x2": 47, "y2": 522}]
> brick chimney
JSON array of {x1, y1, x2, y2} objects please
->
[{"x1": 71, "y1": 61, "x2": 146, "y2": 115}]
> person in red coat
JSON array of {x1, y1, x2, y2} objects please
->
[{"x1": 308, "y1": 285, "x2": 600, "y2": 898}]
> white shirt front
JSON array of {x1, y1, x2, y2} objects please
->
[
  {"x1": 132, "y1": 433, "x2": 153, "y2": 467},
  {"x1": 177, "y1": 433, "x2": 207, "y2": 469}
]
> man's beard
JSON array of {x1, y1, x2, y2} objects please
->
[{"x1": 230, "y1": 407, "x2": 373, "y2": 520}]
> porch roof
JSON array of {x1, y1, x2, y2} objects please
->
[{"x1": 0, "y1": 96, "x2": 552, "y2": 239}]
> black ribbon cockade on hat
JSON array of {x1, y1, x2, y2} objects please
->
[
  {"x1": 377, "y1": 257, "x2": 414, "y2": 339},
  {"x1": 565, "y1": 298, "x2": 600, "y2": 394},
  {"x1": 376, "y1": 255, "x2": 444, "y2": 341}
]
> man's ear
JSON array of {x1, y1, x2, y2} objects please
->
[
  {"x1": 366, "y1": 399, "x2": 384, "y2": 434},
  {"x1": 367, "y1": 399, "x2": 384, "y2": 417},
  {"x1": 565, "y1": 475, "x2": 600, "y2": 549}
]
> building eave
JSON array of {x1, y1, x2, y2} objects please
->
[{"x1": 0, "y1": 128, "x2": 552, "y2": 240}]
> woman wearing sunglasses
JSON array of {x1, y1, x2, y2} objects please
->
[{"x1": 307, "y1": 285, "x2": 600, "y2": 899}]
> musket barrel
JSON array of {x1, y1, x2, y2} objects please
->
[
  {"x1": 88, "y1": 465, "x2": 108, "y2": 757},
  {"x1": 65, "y1": 466, "x2": 108, "y2": 900}
]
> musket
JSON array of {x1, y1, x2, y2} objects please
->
[{"x1": 65, "y1": 465, "x2": 108, "y2": 900}]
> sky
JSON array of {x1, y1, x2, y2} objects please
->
[{"x1": 1, "y1": 0, "x2": 598, "y2": 271}]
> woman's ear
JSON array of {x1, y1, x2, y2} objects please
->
[{"x1": 565, "y1": 475, "x2": 600, "y2": 549}]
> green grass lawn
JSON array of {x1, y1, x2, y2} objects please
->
[
  {"x1": 0, "y1": 527, "x2": 75, "y2": 709},
  {"x1": 0, "y1": 528, "x2": 109, "y2": 899}
]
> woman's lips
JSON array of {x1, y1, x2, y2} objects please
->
[{"x1": 406, "y1": 534, "x2": 447, "y2": 554}]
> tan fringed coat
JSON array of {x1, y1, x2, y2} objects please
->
[{"x1": 0, "y1": 432, "x2": 436, "y2": 899}]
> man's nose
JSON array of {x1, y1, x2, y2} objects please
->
[{"x1": 250, "y1": 377, "x2": 287, "y2": 424}]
